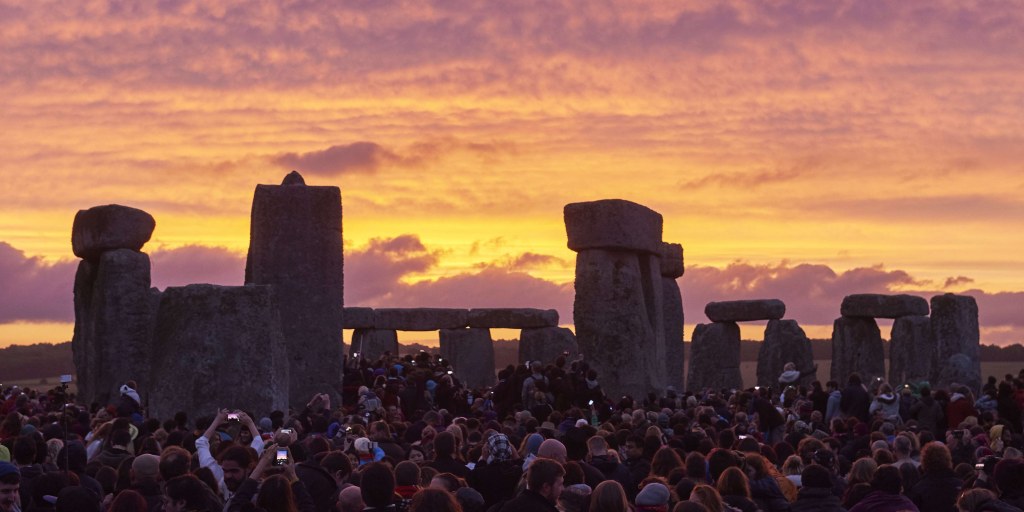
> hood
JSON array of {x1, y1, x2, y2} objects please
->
[
  {"x1": 877, "y1": 393, "x2": 897, "y2": 404},
  {"x1": 951, "y1": 392, "x2": 966, "y2": 402},
  {"x1": 779, "y1": 370, "x2": 802, "y2": 383}
]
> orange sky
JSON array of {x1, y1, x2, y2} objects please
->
[{"x1": 2, "y1": 1, "x2": 1023, "y2": 347}]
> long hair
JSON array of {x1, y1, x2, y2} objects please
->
[
  {"x1": 108, "y1": 490, "x2": 148, "y2": 512},
  {"x1": 409, "y1": 488, "x2": 463, "y2": 512},
  {"x1": 590, "y1": 480, "x2": 630, "y2": 512},
  {"x1": 689, "y1": 484, "x2": 725, "y2": 512},
  {"x1": 715, "y1": 467, "x2": 750, "y2": 499},
  {"x1": 651, "y1": 446, "x2": 684, "y2": 479},
  {"x1": 256, "y1": 475, "x2": 298, "y2": 512}
]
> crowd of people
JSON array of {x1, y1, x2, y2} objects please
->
[{"x1": 2, "y1": 349, "x2": 1024, "y2": 512}]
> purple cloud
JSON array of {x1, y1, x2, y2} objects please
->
[
  {"x1": 0, "y1": 242, "x2": 76, "y2": 323},
  {"x1": 271, "y1": 142, "x2": 401, "y2": 175}
]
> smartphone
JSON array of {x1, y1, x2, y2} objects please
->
[
  {"x1": 60, "y1": 374, "x2": 73, "y2": 384},
  {"x1": 227, "y1": 413, "x2": 239, "y2": 422},
  {"x1": 588, "y1": 400, "x2": 594, "y2": 406},
  {"x1": 280, "y1": 428, "x2": 293, "y2": 435},
  {"x1": 274, "y1": 449, "x2": 288, "y2": 466}
]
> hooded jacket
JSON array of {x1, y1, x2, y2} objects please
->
[{"x1": 869, "y1": 393, "x2": 900, "y2": 421}]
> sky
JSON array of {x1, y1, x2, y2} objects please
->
[{"x1": 2, "y1": 0, "x2": 1023, "y2": 347}]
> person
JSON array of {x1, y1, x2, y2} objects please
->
[
  {"x1": 195, "y1": 409, "x2": 264, "y2": 501},
  {"x1": 716, "y1": 467, "x2": 758, "y2": 512},
  {"x1": 498, "y1": 459, "x2": 564, "y2": 512},
  {"x1": 956, "y1": 488, "x2": 1023, "y2": 512},
  {"x1": 892, "y1": 435, "x2": 919, "y2": 469},
  {"x1": 868, "y1": 384, "x2": 901, "y2": 424},
  {"x1": 848, "y1": 465, "x2": 918, "y2": 512},
  {"x1": 109, "y1": 489, "x2": 149, "y2": 512},
  {"x1": 635, "y1": 482, "x2": 671, "y2": 512},
  {"x1": 95, "y1": 429, "x2": 134, "y2": 470},
  {"x1": 689, "y1": 484, "x2": 732, "y2": 512},
  {"x1": 825, "y1": 382, "x2": 842, "y2": 423},
  {"x1": 909, "y1": 385, "x2": 944, "y2": 436},
  {"x1": 908, "y1": 442, "x2": 962, "y2": 512},
  {"x1": 128, "y1": 454, "x2": 163, "y2": 511},
  {"x1": 409, "y1": 488, "x2": 462, "y2": 512},
  {"x1": 427, "y1": 432, "x2": 469, "y2": 479},
  {"x1": 839, "y1": 374, "x2": 870, "y2": 424},
  {"x1": 585, "y1": 436, "x2": 631, "y2": 495},
  {"x1": 779, "y1": 363, "x2": 817, "y2": 389},
  {"x1": 163, "y1": 475, "x2": 214, "y2": 512},
  {"x1": 522, "y1": 362, "x2": 550, "y2": 410},
  {"x1": 227, "y1": 444, "x2": 314, "y2": 512},
  {"x1": 791, "y1": 464, "x2": 844, "y2": 512},
  {"x1": 337, "y1": 486, "x2": 363, "y2": 512},
  {"x1": 744, "y1": 454, "x2": 790, "y2": 512},
  {"x1": 362, "y1": 462, "x2": 398, "y2": 511},
  {"x1": 467, "y1": 433, "x2": 521, "y2": 509},
  {"x1": 0, "y1": 462, "x2": 20, "y2": 512},
  {"x1": 590, "y1": 480, "x2": 631, "y2": 512}
]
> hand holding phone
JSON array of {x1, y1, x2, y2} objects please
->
[{"x1": 274, "y1": 448, "x2": 289, "y2": 466}]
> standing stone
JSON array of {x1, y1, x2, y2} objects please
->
[
  {"x1": 149, "y1": 285, "x2": 289, "y2": 421},
  {"x1": 350, "y1": 329, "x2": 399, "y2": 361},
  {"x1": 245, "y1": 172, "x2": 344, "y2": 406},
  {"x1": 519, "y1": 327, "x2": 578, "y2": 365},
  {"x1": 931, "y1": 294, "x2": 981, "y2": 392},
  {"x1": 72, "y1": 249, "x2": 157, "y2": 406},
  {"x1": 840, "y1": 294, "x2": 929, "y2": 319},
  {"x1": 439, "y1": 328, "x2": 495, "y2": 389},
  {"x1": 373, "y1": 309, "x2": 469, "y2": 330},
  {"x1": 757, "y1": 320, "x2": 815, "y2": 388},
  {"x1": 889, "y1": 315, "x2": 934, "y2": 386},
  {"x1": 662, "y1": 277, "x2": 685, "y2": 391},
  {"x1": 572, "y1": 249, "x2": 666, "y2": 399},
  {"x1": 830, "y1": 317, "x2": 885, "y2": 386},
  {"x1": 564, "y1": 199, "x2": 664, "y2": 254},
  {"x1": 71, "y1": 205, "x2": 156, "y2": 260},
  {"x1": 705, "y1": 300, "x2": 786, "y2": 322},
  {"x1": 661, "y1": 242, "x2": 685, "y2": 391},
  {"x1": 687, "y1": 322, "x2": 743, "y2": 391}
]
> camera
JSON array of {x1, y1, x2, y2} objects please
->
[
  {"x1": 60, "y1": 374, "x2": 73, "y2": 384},
  {"x1": 588, "y1": 399, "x2": 594, "y2": 406},
  {"x1": 280, "y1": 428, "x2": 293, "y2": 435},
  {"x1": 274, "y1": 448, "x2": 288, "y2": 466}
]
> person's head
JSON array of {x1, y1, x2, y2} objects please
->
[
  {"x1": 651, "y1": 447, "x2": 684, "y2": 478},
  {"x1": 408, "y1": 445, "x2": 427, "y2": 463},
  {"x1": 130, "y1": 453, "x2": 160, "y2": 484},
  {"x1": 689, "y1": 484, "x2": 724, "y2": 512},
  {"x1": 782, "y1": 455, "x2": 804, "y2": 477},
  {"x1": 590, "y1": 480, "x2": 629, "y2": 512},
  {"x1": 321, "y1": 451, "x2": 353, "y2": 485},
  {"x1": 395, "y1": 460, "x2": 422, "y2": 487},
  {"x1": 587, "y1": 436, "x2": 609, "y2": 457},
  {"x1": 163, "y1": 475, "x2": 208, "y2": 512},
  {"x1": 12, "y1": 436, "x2": 36, "y2": 465},
  {"x1": 848, "y1": 457, "x2": 878, "y2": 485},
  {"x1": 869, "y1": 465, "x2": 902, "y2": 494},
  {"x1": 55, "y1": 486, "x2": 101, "y2": 512},
  {"x1": 921, "y1": 442, "x2": 954, "y2": 474},
  {"x1": 337, "y1": 486, "x2": 364, "y2": 512},
  {"x1": 625, "y1": 435, "x2": 645, "y2": 460},
  {"x1": 434, "y1": 431, "x2": 457, "y2": 459},
  {"x1": 527, "y1": 458, "x2": 565, "y2": 503},
  {"x1": 257, "y1": 474, "x2": 298, "y2": 512},
  {"x1": 360, "y1": 462, "x2": 396, "y2": 508},
  {"x1": 108, "y1": 489, "x2": 148, "y2": 512},
  {"x1": 409, "y1": 487, "x2": 461, "y2": 512},
  {"x1": 159, "y1": 446, "x2": 191, "y2": 481},
  {"x1": 537, "y1": 439, "x2": 568, "y2": 464},
  {"x1": 958, "y1": 488, "x2": 998, "y2": 512},
  {"x1": 110, "y1": 429, "x2": 132, "y2": 450},
  {"x1": 715, "y1": 467, "x2": 750, "y2": 498},
  {"x1": 742, "y1": 453, "x2": 771, "y2": 480},
  {"x1": 801, "y1": 464, "x2": 832, "y2": 491},
  {"x1": 429, "y1": 472, "x2": 462, "y2": 492},
  {"x1": 0, "y1": 462, "x2": 20, "y2": 512},
  {"x1": 217, "y1": 445, "x2": 254, "y2": 492}
]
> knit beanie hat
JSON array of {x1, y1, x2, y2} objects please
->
[{"x1": 636, "y1": 483, "x2": 670, "y2": 506}]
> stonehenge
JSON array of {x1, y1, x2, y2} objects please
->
[
  {"x1": 661, "y1": 243, "x2": 686, "y2": 391},
  {"x1": 71, "y1": 206, "x2": 160, "y2": 406},
  {"x1": 439, "y1": 328, "x2": 496, "y2": 389},
  {"x1": 889, "y1": 315, "x2": 933, "y2": 385},
  {"x1": 245, "y1": 172, "x2": 345, "y2": 405},
  {"x1": 758, "y1": 320, "x2": 815, "y2": 388},
  {"x1": 841, "y1": 294, "x2": 929, "y2": 319},
  {"x1": 148, "y1": 285, "x2": 290, "y2": 420},
  {"x1": 519, "y1": 327, "x2": 579, "y2": 365},
  {"x1": 705, "y1": 299, "x2": 786, "y2": 323},
  {"x1": 830, "y1": 316, "x2": 886, "y2": 386},
  {"x1": 566, "y1": 199, "x2": 667, "y2": 399},
  {"x1": 687, "y1": 322, "x2": 743, "y2": 391},
  {"x1": 932, "y1": 294, "x2": 981, "y2": 392}
]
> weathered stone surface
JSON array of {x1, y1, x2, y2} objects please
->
[
  {"x1": 468, "y1": 308, "x2": 558, "y2": 328},
  {"x1": 439, "y1": 328, "x2": 495, "y2": 389},
  {"x1": 373, "y1": 308, "x2": 469, "y2": 330},
  {"x1": 757, "y1": 320, "x2": 815, "y2": 388},
  {"x1": 343, "y1": 307, "x2": 375, "y2": 329},
  {"x1": 72, "y1": 250, "x2": 157, "y2": 406},
  {"x1": 519, "y1": 327, "x2": 578, "y2": 365},
  {"x1": 662, "y1": 276, "x2": 685, "y2": 391},
  {"x1": 573, "y1": 249, "x2": 666, "y2": 399},
  {"x1": 281, "y1": 170, "x2": 306, "y2": 185},
  {"x1": 149, "y1": 285, "x2": 289, "y2": 421},
  {"x1": 705, "y1": 299, "x2": 786, "y2": 322},
  {"x1": 72, "y1": 205, "x2": 156, "y2": 260},
  {"x1": 830, "y1": 317, "x2": 885, "y2": 386},
  {"x1": 931, "y1": 294, "x2": 980, "y2": 392},
  {"x1": 840, "y1": 294, "x2": 929, "y2": 319},
  {"x1": 245, "y1": 174, "x2": 344, "y2": 405},
  {"x1": 659, "y1": 243, "x2": 684, "y2": 278},
  {"x1": 940, "y1": 354, "x2": 981, "y2": 398},
  {"x1": 349, "y1": 329, "x2": 398, "y2": 361},
  {"x1": 687, "y1": 322, "x2": 743, "y2": 391},
  {"x1": 889, "y1": 315, "x2": 934, "y2": 386},
  {"x1": 564, "y1": 199, "x2": 663, "y2": 254}
]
